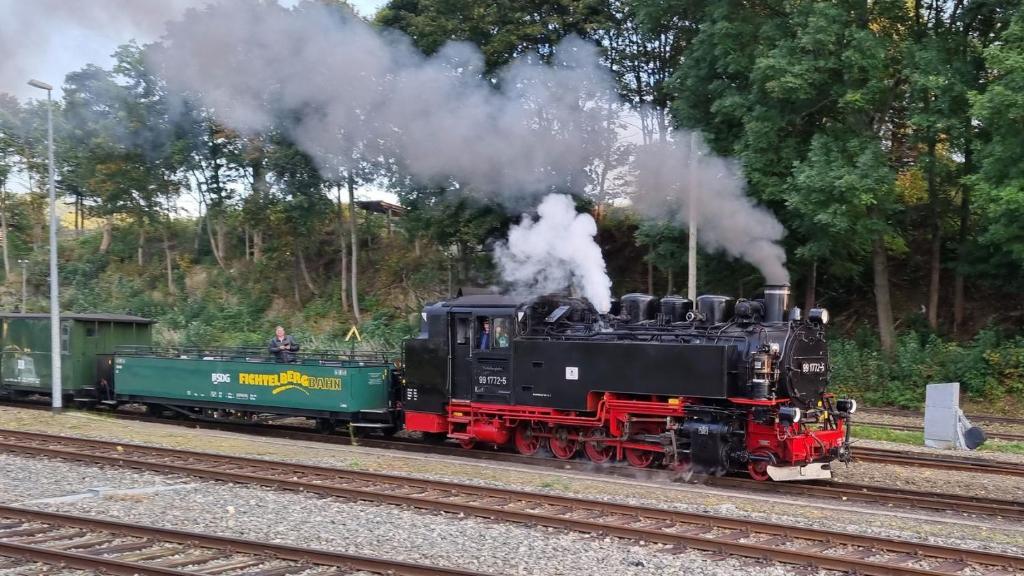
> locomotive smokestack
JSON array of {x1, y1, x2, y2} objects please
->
[{"x1": 764, "y1": 284, "x2": 790, "y2": 323}]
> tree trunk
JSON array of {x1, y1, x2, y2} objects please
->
[
  {"x1": 194, "y1": 208, "x2": 203, "y2": 255},
  {"x1": 337, "y1": 186, "x2": 349, "y2": 312},
  {"x1": 926, "y1": 138, "x2": 940, "y2": 331},
  {"x1": 244, "y1": 227, "x2": 250, "y2": 262},
  {"x1": 297, "y1": 248, "x2": 319, "y2": 296},
  {"x1": 252, "y1": 229, "x2": 263, "y2": 262},
  {"x1": 647, "y1": 248, "x2": 654, "y2": 295},
  {"x1": 0, "y1": 184, "x2": 9, "y2": 279},
  {"x1": 206, "y1": 212, "x2": 227, "y2": 270},
  {"x1": 804, "y1": 261, "x2": 817, "y2": 311},
  {"x1": 99, "y1": 217, "x2": 113, "y2": 254},
  {"x1": 954, "y1": 141, "x2": 972, "y2": 337},
  {"x1": 163, "y1": 229, "x2": 176, "y2": 295},
  {"x1": 216, "y1": 220, "x2": 227, "y2": 263},
  {"x1": 347, "y1": 171, "x2": 361, "y2": 324},
  {"x1": 137, "y1": 226, "x2": 145, "y2": 267},
  {"x1": 292, "y1": 258, "x2": 302, "y2": 307},
  {"x1": 872, "y1": 232, "x2": 897, "y2": 356}
]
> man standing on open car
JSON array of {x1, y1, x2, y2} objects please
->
[{"x1": 268, "y1": 325, "x2": 300, "y2": 362}]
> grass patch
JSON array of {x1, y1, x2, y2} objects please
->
[
  {"x1": 979, "y1": 440, "x2": 1024, "y2": 455},
  {"x1": 851, "y1": 425, "x2": 924, "y2": 445},
  {"x1": 852, "y1": 424, "x2": 1024, "y2": 455}
]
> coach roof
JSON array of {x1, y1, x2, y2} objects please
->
[{"x1": 0, "y1": 312, "x2": 155, "y2": 324}]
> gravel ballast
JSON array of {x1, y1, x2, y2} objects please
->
[
  {"x1": 1, "y1": 453, "x2": 818, "y2": 576},
  {"x1": 1, "y1": 406, "x2": 1022, "y2": 566}
]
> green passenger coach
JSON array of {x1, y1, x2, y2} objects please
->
[
  {"x1": 0, "y1": 313, "x2": 153, "y2": 402},
  {"x1": 113, "y1": 347, "x2": 398, "y2": 433}
]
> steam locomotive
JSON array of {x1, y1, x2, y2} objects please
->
[{"x1": 403, "y1": 284, "x2": 855, "y2": 480}]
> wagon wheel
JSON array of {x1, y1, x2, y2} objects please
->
[
  {"x1": 582, "y1": 428, "x2": 615, "y2": 464},
  {"x1": 747, "y1": 448, "x2": 776, "y2": 482},
  {"x1": 458, "y1": 437, "x2": 477, "y2": 450},
  {"x1": 624, "y1": 423, "x2": 662, "y2": 469},
  {"x1": 548, "y1": 427, "x2": 578, "y2": 460},
  {"x1": 514, "y1": 423, "x2": 545, "y2": 456}
]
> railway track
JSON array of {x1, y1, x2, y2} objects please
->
[
  {"x1": 1, "y1": 428, "x2": 1022, "y2": 576},
  {"x1": 863, "y1": 407, "x2": 1024, "y2": 427},
  {"x1": 854, "y1": 446, "x2": 1024, "y2": 477},
  {"x1": 0, "y1": 502, "x2": 487, "y2": 576},
  {"x1": 707, "y1": 476, "x2": 1024, "y2": 520},
  {"x1": 859, "y1": 421, "x2": 1024, "y2": 443},
  {"x1": 4, "y1": 399, "x2": 1024, "y2": 517}
]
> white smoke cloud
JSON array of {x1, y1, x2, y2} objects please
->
[
  {"x1": 147, "y1": 0, "x2": 789, "y2": 303},
  {"x1": 494, "y1": 194, "x2": 611, "y2": 311}
]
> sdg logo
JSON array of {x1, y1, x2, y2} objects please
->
[{"x1": 211, "y1": 373, "x2": 231, "y2": 384}]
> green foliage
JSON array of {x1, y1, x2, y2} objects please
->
[{"x1": 831, "y1": 330, "x2": 1024, "y2": 408}]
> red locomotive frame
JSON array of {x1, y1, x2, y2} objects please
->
[{"x1": 405, "y1": 391, "x2": 848, "y2": 479}]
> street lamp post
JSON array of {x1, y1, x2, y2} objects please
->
[
  {"x1": 17, "y1": 259, "x2": 28, "y2": 311},
  {"x1": 28, "y1": 78, "x2": 61, "y2": 414}
]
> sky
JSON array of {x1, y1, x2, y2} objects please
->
[
  {"x1": 0, "y1": 0, "x2": 394, "y2": 206},
  {"x1": 0, "y1": 0, "x2": 387, "y2": 99}
]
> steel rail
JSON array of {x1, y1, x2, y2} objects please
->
[
  {"x1": 855, "y1": 446, "x2": 1024, "y2": 477},
  {"x1": 1, "y1": 428, "x2": 1021, "y2": 576},
  {"x1": 0, "y1": 503, "x2": 490, "y2": 576},
  {"x1": 705, "y1": 476, "x2": 1024, "y2": 520},
  {"x1": 859, "y1": 421, "x2": 1024, "y2": 443},
  {"x1": 862, "y1": 408, "x2": 1024, "y2": 427}
]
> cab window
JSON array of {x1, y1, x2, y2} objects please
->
[
  {"x1": 476, "y1": 317, "x2": 491, "y2": 350},
  {"x1": 492, "y1": 317, "x2": 511, "y2": 349}
]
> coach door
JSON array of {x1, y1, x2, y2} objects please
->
[
  {"x1": 449, "y1": 312, "x2": 474, "y2": 401},
  {"x1": 470, "y1": 314, "x2": 513, "y2": 403}
]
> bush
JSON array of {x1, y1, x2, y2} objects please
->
[{"x1": 830, "y1": 329, "x2": 1024, "y2": 408}]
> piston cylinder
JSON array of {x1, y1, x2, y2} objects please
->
[{"x1": 466, "y1": 420, "x2": 511, "y2": 445}]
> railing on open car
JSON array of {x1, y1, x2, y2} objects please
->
[{"x1": 114, "y1": 345, "x2": 399, "y2": 367}]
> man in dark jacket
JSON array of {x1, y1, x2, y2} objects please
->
[{"x1": 268, "y1": 326, "x2": 300, "y2": 362}]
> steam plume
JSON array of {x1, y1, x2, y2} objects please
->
[
  {"x1": 494, "y1": 194, "x2": 611, "y2": 311},
  {"x1": 149, "y1": 0, "x2": 789, "y2": 305}
]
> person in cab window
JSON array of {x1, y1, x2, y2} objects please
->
[
  {"x1": 494, "y1": 319, "x2": 510, "y2": 348},
  {"x1": 478, "y1": 319, "x2": 491, "y2": 350}
]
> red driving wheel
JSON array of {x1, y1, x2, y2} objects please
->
[
  {"x1": 514, "y1": 423, "x2": 545, "y2": 456},
  {"x1": 624, "y1": 423, "x2": 662, "y2": 468},
  {"x1": 548, "y1": 427, "x2": 579, "y2": 460},
  {"x1": 458, "y1": 437, "x2": 476, "y2": 450},
  {"x1": 582, "y1": 428, "x2": 615, "y2": 464}
]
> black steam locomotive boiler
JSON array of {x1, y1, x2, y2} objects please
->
[{"x1": 402, "y1": 284, "x2": 855, "y2": 480}]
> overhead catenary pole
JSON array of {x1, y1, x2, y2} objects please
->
[
  {"x1": 28, "y1": 78, "x2": 61, "y2": 414},
  {"x1": 687, "y1": 132, "x2": 698, "y2": 301}
]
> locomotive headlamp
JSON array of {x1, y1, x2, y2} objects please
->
[
  {"x1": 836, "y1": 398, "x2": 858, "y2": 414},
  {"x1": 778, "y1": 406, "x2": 802, "y2": 425},
  {"x1": 808, "y1": 308, "x2": 830, "y2": 325}
]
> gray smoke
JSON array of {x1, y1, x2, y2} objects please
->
[
  {"x1": 149, "y1": 0, "x2": 789, "y2": 304},
  {"x1": 632, "y1": 137, "x2": 789, "y2": 284},
  {"x1": 0, "y1": 0, "x2": 204, "y2": 97}
]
